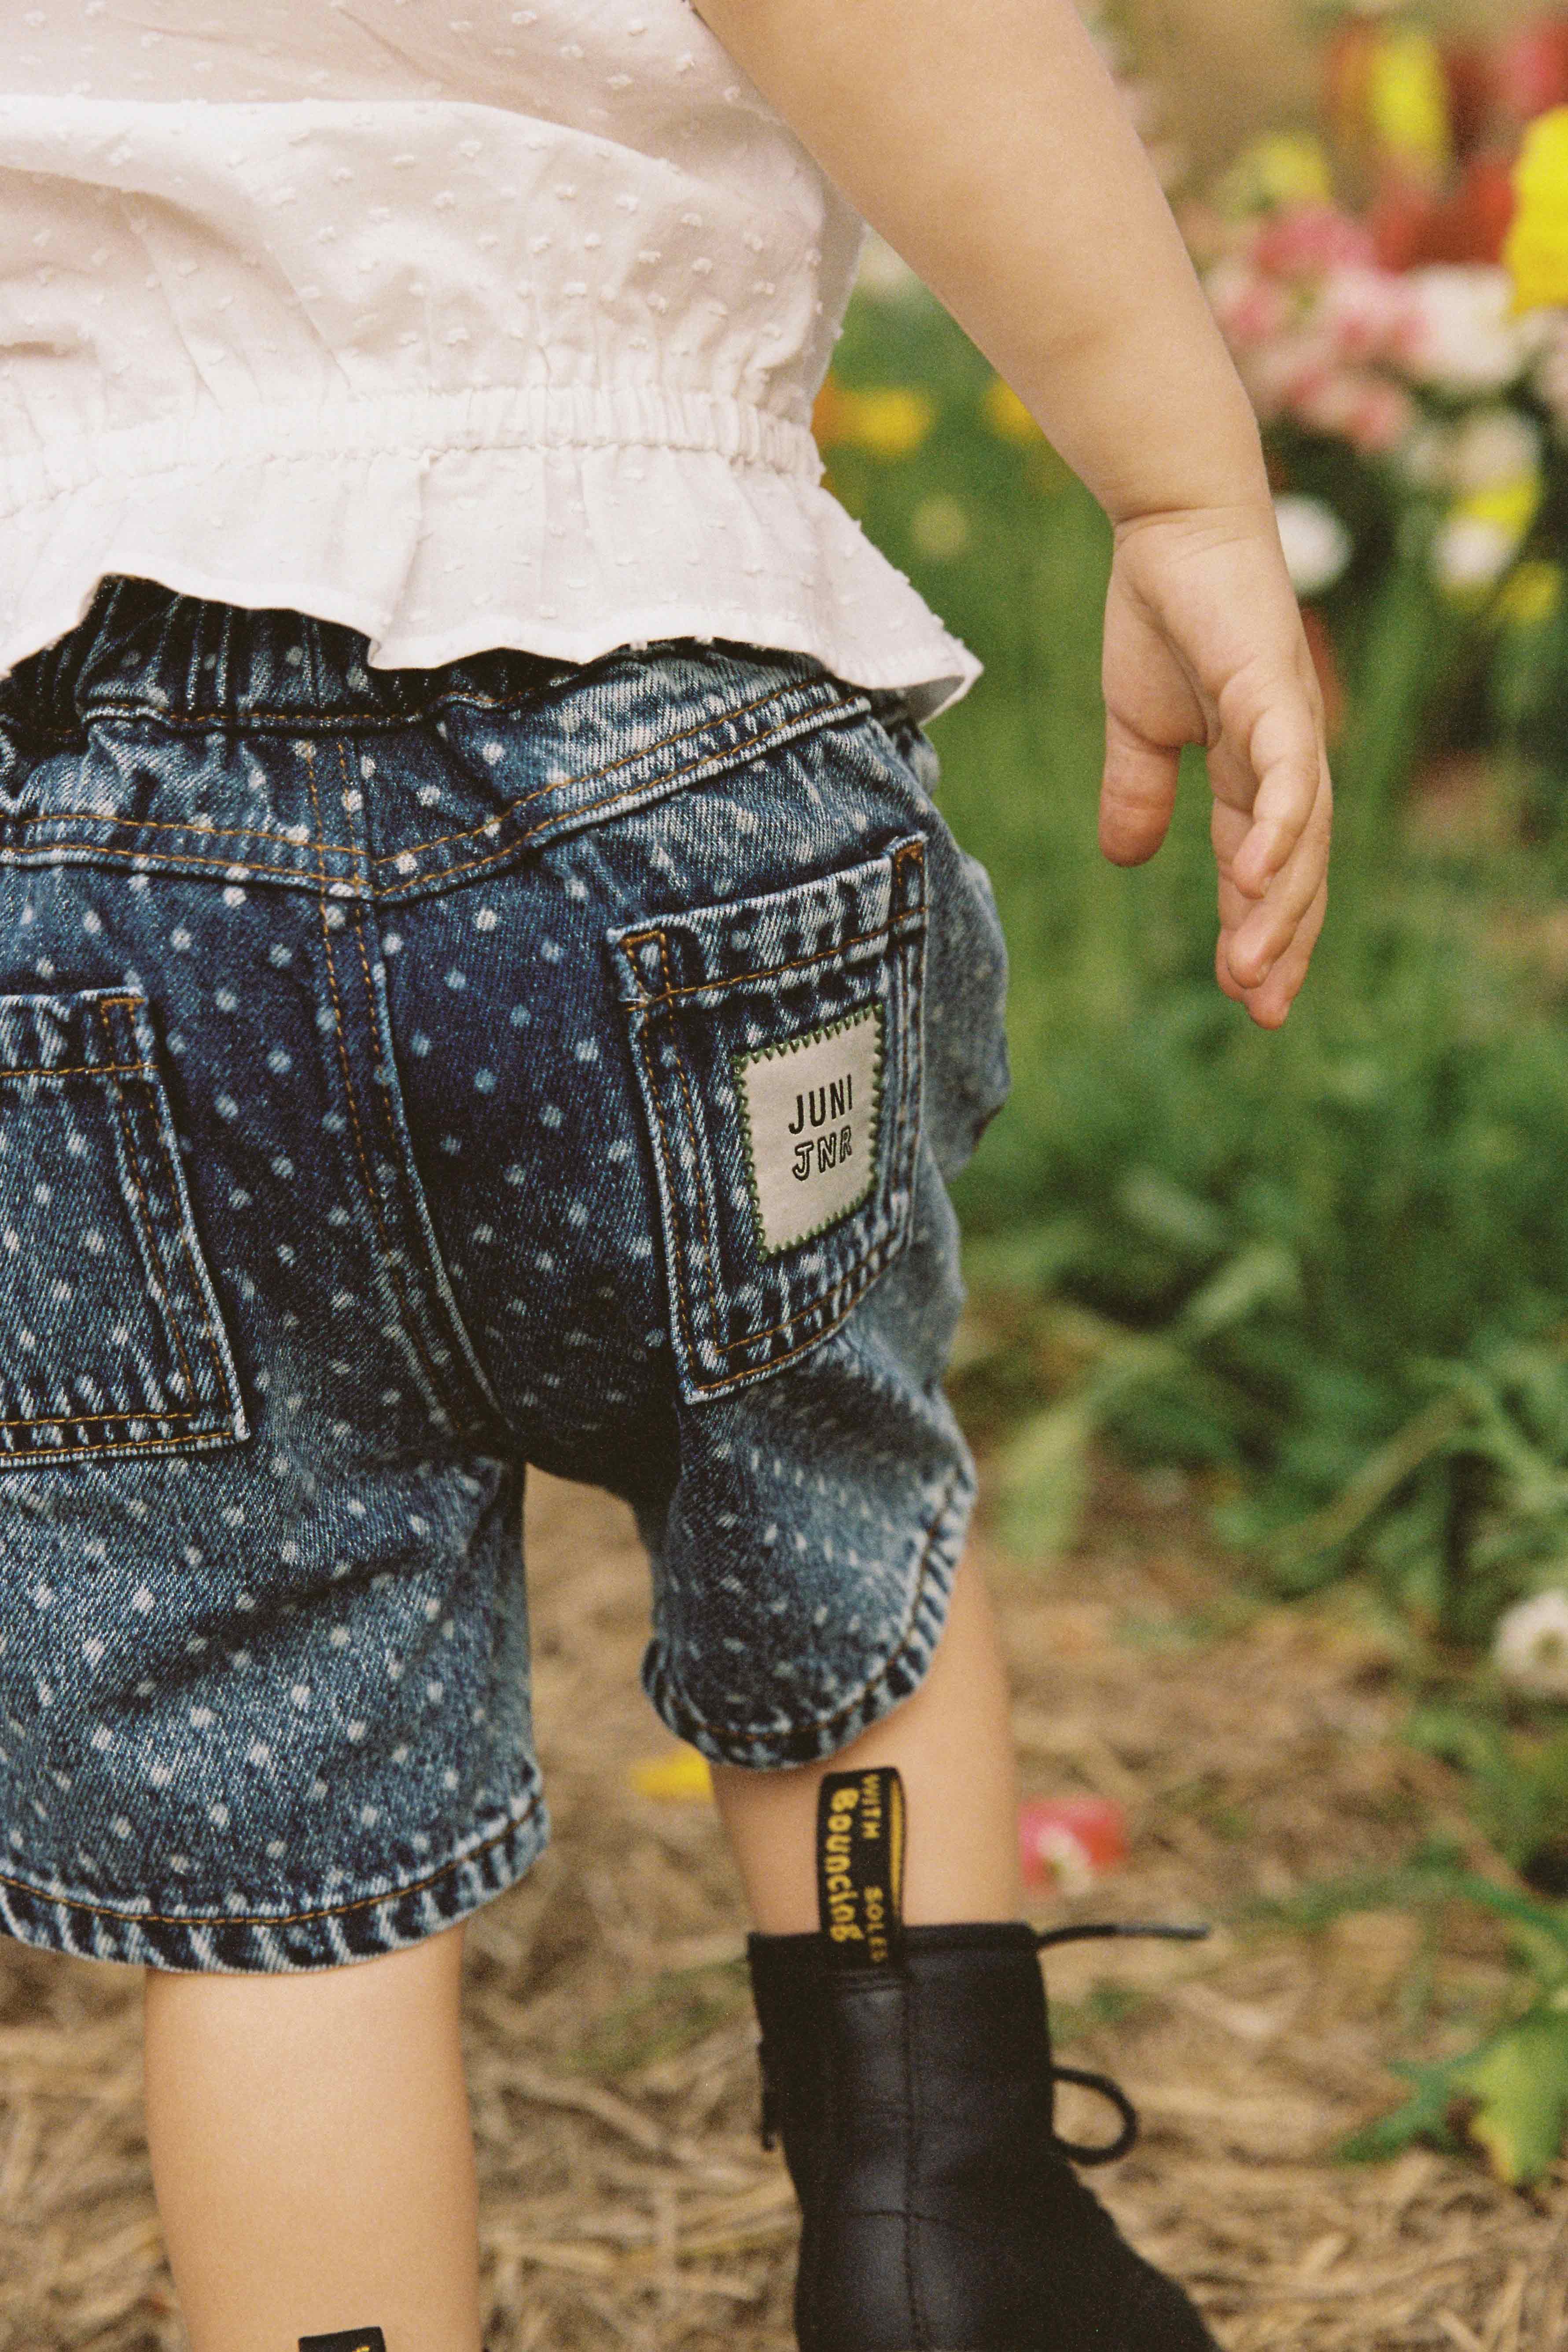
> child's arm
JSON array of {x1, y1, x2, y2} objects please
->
[{"x1": 691, "y1": 0, "x2": 1330, "y2": 1028}]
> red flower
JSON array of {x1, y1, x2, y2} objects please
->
[
  {"x1": 1370, "y1": 155, "x2": 1516, "y2": 270},
  {"x1": 1018, "y1": 1796, "x2": 1129, "y2": 1891},
  {"x1": 1496, "y1": 15, "x2": 1568, "y2": 124},
  {"x1": 1324, "y1": 18, "x2": 1382, "y2": 150},
  {"x1": 1441, "y1": 40, "x2": 1495, "y2": 161}
]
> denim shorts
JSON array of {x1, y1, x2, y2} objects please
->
[{"x1": 0, "y1": 575, "x2": 1009, "y2": 1973}]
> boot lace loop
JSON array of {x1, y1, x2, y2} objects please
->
[{"x1": 1035, "y1": 1921, "x2": 1210, "y2": 2169}]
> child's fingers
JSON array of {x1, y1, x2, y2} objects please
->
[
  {"x1": 1216, "y1": 872, "x2": 1327, "y2": 1027},
  {"x1": 1098, "y1": 709, "x2": 1182, "y2": 866},
  {"x1": 1215, "y1": 762, "x2": 1332, "y2": 989},
  {"x1": 1217, "y1": 670, "x2": 1328, "y2": 899}
]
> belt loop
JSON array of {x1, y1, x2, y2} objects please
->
[{"x1": 889, "y1": 834, "x2": 926, "y2": 919}]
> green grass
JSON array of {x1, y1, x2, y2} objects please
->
[{"x1": 570, "y1": 1959, "x2": 750, "y2": 2082}]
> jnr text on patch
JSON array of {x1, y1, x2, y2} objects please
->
[{"x1": 734, "y1": 1007, "x2": 883, "y2": 1256}]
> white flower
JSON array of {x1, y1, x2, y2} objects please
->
[
  {"x1": 1399, "y1": 422, "x2": 1451, "y2": 490},
  {"x1": 1403, "y1": 266, "x2": 1542, "y2": 396},
  {"x1": 1448, "y1": 407, "x2": 1543, "y2": 493},
  {"x1": 1273, "y1": 494, "x2": 1353, "y2": 597},
  {"x1": 1030, "y1": 1823, "x2": 1097, "y2": 1898},
  {"x1": 1432, "y1": 512, "x2": 1519, "y2": 593},
  {"x1": 1494, "y1": 1589, "x2": 1568, "y2": 1697}
]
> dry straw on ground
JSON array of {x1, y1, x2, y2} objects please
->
[{"x1": 2, "y1": 1466, "x2": 1566, "y2": 2350}]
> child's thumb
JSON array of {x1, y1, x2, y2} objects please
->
[{"x1": 1099, "y1": 711, "x2": 1180, "y2": 866}]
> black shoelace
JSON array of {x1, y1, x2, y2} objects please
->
[{"x1": 1035, "y1": 1921, "x2": 1210, "y2": 2166}]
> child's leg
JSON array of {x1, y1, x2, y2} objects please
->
[
  {"x1": 141, "y1": 1921, "x2": 483, "y2": 2352},
  {"x1": 710, "y1": 1550, "x2": 1022, "y2": 1931}
]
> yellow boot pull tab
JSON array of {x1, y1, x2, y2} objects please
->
[
  {"x1": 815, "y1": 1766, "x2": 905, "y2": 1967},
  {"x1": 298, "y1": 2331, "x2": 387, "y2": 2352}
]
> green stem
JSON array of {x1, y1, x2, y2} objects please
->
[{"x1": 1335, "y1": 508, "x2": 1446, "y2": 877}]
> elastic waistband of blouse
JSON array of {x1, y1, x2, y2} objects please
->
[{"x1": 0, "y1": 383, "x2": 824, "y2": 523}]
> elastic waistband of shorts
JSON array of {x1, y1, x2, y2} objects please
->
[{"x1": 0, "y1": 572, "x2": 874, "y2": 744}]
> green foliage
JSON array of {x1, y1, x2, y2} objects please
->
[
  {"x1": 1049, "y1": 1977, "x2": 1148, "y2": 2049},
  {"x1": 571, "y1": 1959, "x2": 749, "y2": 2082},
  {"x1": 1406, "y1": 1703, "x2": 1568, "y2": 1870},
  {"x1": 1249, "y1": 1853, "x2": 1568, "y2": 2183},
  {"x1": 1329, "y1": 1870, "x2": 1568, "y2": 2186},
  {"x1": 831, "y1": 281, "x2": 1568, "y2": 1644},
  {"x1": 1343, "y1": 1998, "x2": 1568, "y2": 2186}
]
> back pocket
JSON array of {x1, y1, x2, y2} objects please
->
[
  {"x1": 609, "y1": 832, "x2": 927, "y2": 1402},
  {"x1": 0, "y1": 989, "x2": 247, "y2": 1466}
]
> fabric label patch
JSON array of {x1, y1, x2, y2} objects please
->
[
  {"x1": 298, "y1": 2332, "x2": 386, "y2": 2352},
  {"x1": 734, "y1": 1006, "x2": 883, "y2": 1257},
  {"x1": 816, "y1": 1766, "x2": 906, "y2": 1966}
]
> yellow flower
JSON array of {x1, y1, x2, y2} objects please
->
[
  {"x1": 1214, "y1": 132, "x2": 1334, "y2": 219},
  {"x1": 627, "y1": 1746, "x2": 714, "y2": 1801},
  {"x1": 813, "y1": 380, "x2": 935, "y2": 458},
  {"x1": 1499, "y1": 558, "x2": 1562, "y2": 626},
  {"x1": 1432, "y1": 473, "x2": 1542, "y2": 600},
  {"x1": 1468, "y1": 475, "x2": 1542, "y2": 541},
  {"x1": 1505, "y1": 107, "x2": 1568, "y2": 314},
  {"x1": 853, "y1": 387, "x2": 934, "y2": 456},
  {"x1": 1366, "y1": 28, "x2": 1451, "y2": 173},
  {"x1": 983, "y1": 377, "x2": 1041, "y2": 443}
]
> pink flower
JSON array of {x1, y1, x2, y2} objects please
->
[
  {"x1": 1018, "y1": 1796, "x2": 1129, "y2": 1893},
  {"x1": 1238, "y1": 336, "x2": 1331, "y2": 421},
  {"x1": 1290, "y1": 367, "x2": 1415, "y2": 451},
  {"x1": 1206, "y1": 259, "x2": 1294, "y2": 346},
  {"x1": 1345, "y1": 377, "x2": 1419, "y2": 452},
  {"x1": 1316, "y1": 265, "x2": 1417, "y2": 364},
  {"x1": 1253, "y1": 203, "x2": 1377, "y2": 280}
]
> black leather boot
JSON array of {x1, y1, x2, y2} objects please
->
[{"x1": 747, "y1": 1769, "x2": 1219, "y2": 2352}]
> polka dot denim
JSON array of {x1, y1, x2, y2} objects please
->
[{"x1": 0, "y1": 574, "x2": 1009, "y2": 1973}]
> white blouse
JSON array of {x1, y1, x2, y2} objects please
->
[{"x1": 0, "y1": 1, "x2": 979, "y2": 717}]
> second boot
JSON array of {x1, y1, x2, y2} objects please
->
[{"x1": 747, "y1": 1767, "x2": 1219, "y2": 2352}]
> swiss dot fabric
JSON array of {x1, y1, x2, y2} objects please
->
[
  {"x1": 0, "y1": 0, "x2": 979, "y2": 716},
  {"x1": 0, "y1": 576, "x2": 1009, "y2": 1973}
]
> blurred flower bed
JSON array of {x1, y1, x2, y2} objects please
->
[
  {"x1": 813, "y1": 9, "x2": 1568, "y2": 2153},
  {"x1": 1190, "y1": 8, "x2": 1568, "y2": 832}
]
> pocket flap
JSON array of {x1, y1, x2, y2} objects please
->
[
  {"x1": 609, "y1": 836, "x2": 927, "y2": 1403},
  {"x1": 612, "y1": 836, "x2": 925, "y2": 1010}
]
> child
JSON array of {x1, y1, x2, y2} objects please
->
[{"x1": 0, "y1": 2, "x2": 1329, "y2": 2348}]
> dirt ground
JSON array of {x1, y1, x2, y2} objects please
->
[{"x1": 2, "y1": 1461, "x2": 1567, "y2": 2352}]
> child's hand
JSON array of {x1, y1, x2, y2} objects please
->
[
  {"x1": 686, "y1": 0, "x2": 1330, "y2": 1029},
  {"x1": 1097, "y1": 502, "x2": 1332, "y2": 1029}
]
